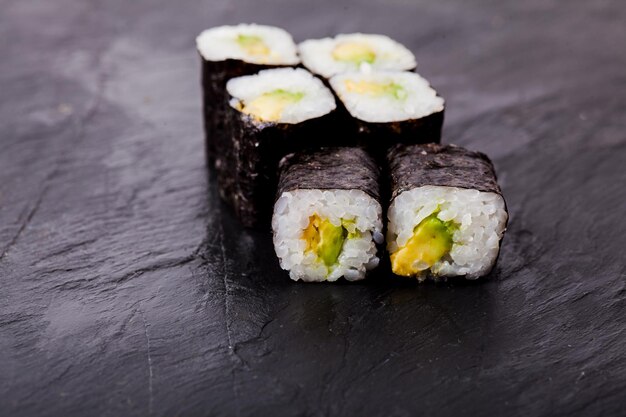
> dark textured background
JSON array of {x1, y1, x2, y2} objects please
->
[{"x1": 1, "y1": 0, "x2": 625, "y2": 416}]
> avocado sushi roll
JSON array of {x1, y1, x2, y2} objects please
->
[
  {"x1": 196, "y1": 24, "x2": 299, "y2": 168},
  {"x1": 222, "y1": 68, "x2": 337, "y2": 228},
  {"x1": 273, "y1": 148, "x2": 384, "y2": 282},
  {"x1": 298, "y1": 33, "x2": 416, "y2": 79},
  {"x1": 386, "y1": 143, "x2": 508, "y2": 281},
  {"x1": 330, "y1": 71, "x2": 445, "y2": 155}
]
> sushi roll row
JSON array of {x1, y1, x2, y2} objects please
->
[
  {"x1": 196, "y1": 24, "x2": 508, "y2": 282},
  {"x1": 196, "y1": 28, "x2": 423, "y2": 170},
  {"x1": 196, "y1": 25, "x2": 445, "y2": 227},
  {"x1": 272, "y1": 144, "x2": 508, "y2": 282}
]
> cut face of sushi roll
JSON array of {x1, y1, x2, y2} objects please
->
[
  {"x1": 298, "y1": 33, "x2": 416, "y2": 79},
  {"x1": 330, "y1": 71, "x2": 444, "y2": 123},
  {"x1": 227, "y1": 68, "x2": 336, "y2": 124},
  {"x1": 196, "y1": 24, "x2": 299, "y2": 66},
  {"x1": 220, "y1": 68, "x2": 338, "y2": 228},
  {"x1": 272, "y1": 148, "x2": 383, "y2": 282},
  {"x1": 274, "y1": 190, "x2": 383, "y2": 281},
  {"x1": 388, "y1": 186, "x2": 507, "y2": 279},
  {"x1": 387, "y1": 144, "x2": 508, "y2": 280},
  {"x1": 195, "y1": 24, "x2": 299, "y2": 169}
]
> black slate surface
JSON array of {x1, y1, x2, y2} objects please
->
[{"x1": 1, "y1": 0, "x2": 625, "y2": 416}]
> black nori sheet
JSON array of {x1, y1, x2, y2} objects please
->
[
  {"x1": 199, "y1": 56, "x2": 292, "y2": 169},
  {"x1": 352, "y1": 109, "x2": 444, "y2": 152},
  {"x1": 277, "y1": 147, "x2": 380, "y2": 201},
  {"x1": 330, "y1": 89, "x2": 444, "y2": 160},
  {"x1": 387, "y1": 143, "x2": 502, "y2": 201},
  {"x1": 218, "y1": 103, "x2": 341, "y2": 229}
]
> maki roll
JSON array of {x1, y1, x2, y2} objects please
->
[
  {"x1": 272, "y1": 148, "x2": 384, "y2": 282},
  {"x1": 298, "y1": 33, "x2": 416, "y2": 79},
  {"x1": 330, "y1": 71, "x2": 445, "y2": 155},
  {"x1": 386, "y1": 143, "x2": 508, "y2": 280},
  {"x1": 222, "y1": 68, "x2": 337, "y2": 228},
  {"x1": 196, "y1": 24, "x2": 299, "y2": 168}
]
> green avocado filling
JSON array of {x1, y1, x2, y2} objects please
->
[
  {"x1": 344, "y1": 80, "x2": 407, "y2": 100},
  {"x1": 236, "y1": 34, "x2": 270, "y2": 56},
  {"x1": 390, "y1": 213, "x2": 457, "y2": 277},
  {"x1": 332, "y1": 41, "x2": 376, "y2": 64},
  {"x1": 241, "y1": 89, "x2": 305, "y2": 122},
  {"x1": 385, "y1": 83, "x2": 408, "y2": 100},
  {"x1": 302, "y1": 215, "x2": 349, "y2": 267}
]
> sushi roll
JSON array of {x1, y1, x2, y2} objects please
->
[
  {"x1": 222, "y1": 68, "x2": 337, "y2": 228},
  {"x1": 272, "y1": 148, "x2": 384, "y2": 282},
  {"x1": 196, "y1": 24, "x2": 299, "y2": 168},
  {"x1": 298, "y1": 33, "x2": 416, "y2": 79},
  {"x1": 330, "y1": 71, "x2": 445, "y2": 155},
  {"x1": 386, "y1": 143, "x2": 508, "y2": 281}
]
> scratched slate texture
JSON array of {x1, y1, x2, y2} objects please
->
[{"x1": 0, "y1": 0, "x2": 625, "y2": 416}]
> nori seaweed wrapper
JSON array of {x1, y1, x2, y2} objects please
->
[
  {"x1": 199, "y1": 56, "x2": 292, "y2": 169},
  {"x1": 218, "y1": 104, "x2": 340, "y2": 229},
  {"x1": 277, "y1": 147, "x2": 380, "y2": 201},
  {"x1": 387, "y1": 143, "x2": 503, "y2": 201},
  {"x1": 352, "y1": 108, "x2": 444, "y2": 153},
  {"x1": 332, "y1": 94, "x2": 444, "y2": 161}
]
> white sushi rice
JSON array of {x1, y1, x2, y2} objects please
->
[
  {"x1": 299, "y1": 33, "x2": 416, "y2": 78},
  {"x1": 272, "y1": 189, "x2": 384, "y2": 282},
  {"x1": 330, "y1": 71, "x2": 444, "y2": 123},
  {"x1": 196, "y1": 24, "x2": 299, "y2": 65},
  {"x1": 387, "y1": 186, "x2": 508, "y2": 280},
  {"x1": 226, "y1": 68, "x2": 337, "y2": 124}
]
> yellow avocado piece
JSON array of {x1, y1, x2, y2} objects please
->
[
  {"x1": 332, "y1": 42, "x2": 376, "y2": 64},
  {"x1": 344, "y1": 80, "x2": 407, "y2": 100},
  {"x1": 302, "y1": 215, "x2": 347, "y2": 267},
  {"x1": 236, "y1": 34, "x2": 270, "y2": 56},
  {"x1": 390, "y1": 214, "x2": 454, "y2": 277},
  {"x1": 242, "y1": 89, "x2": 305, "y2": 122}
]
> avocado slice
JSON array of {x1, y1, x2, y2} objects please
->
[
  {"x1": 236, "y1": 34, "x2": 270, "y2": 56},
  {"x1": 344, "y1": 80, "x2": 407, "y2": 100},
  {"x1": 302, "y1": 215, "x2": 348, "y2": 267},
  {"x1": 242, "y1": 89, "x2": 305, "y2": 121},
  {"x1": 390, "y1": 214, "x2": 455, "y2": 277},
  {"x1": 332, "y1": 42, "x2": 376, "y2": 64}
]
